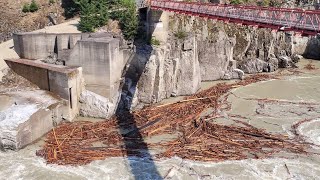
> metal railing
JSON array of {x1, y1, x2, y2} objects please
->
[{"x1": 151, "y1": 0, "x2": 320, "y2": 35}]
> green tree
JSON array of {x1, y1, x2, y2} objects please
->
[
  {"x1": 29, "y1": 0, "x2": 39, "y2": 12},
  {"x1": 111, "y1": 0, "x2": 138, "y2": 40},
  {"x1": 76, "y1": 0, "x2": 109, "y2": 32},
  {"x1": 22, "y1": 3, "x2": 30, "y2": 13},
  {"x1": 76, "y1": 0, "x2": 138, "y2": 40}
]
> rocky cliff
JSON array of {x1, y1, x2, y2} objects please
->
[{"x1": 128, "y1": 14, "x2": 306, "y2": 108}]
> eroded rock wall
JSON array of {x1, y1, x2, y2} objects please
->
[
  {"x1": 124, "y1": 37, "x2": 201, "y2": 107},
  {"x1": 170, "y1": 15, "x2": 298, "y2": 76},
  {"x1": 131, "y1": 14, "x2": 305, "y2": 108}
]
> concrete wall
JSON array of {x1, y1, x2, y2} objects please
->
[
  {"x1": 13, "y1": 32, "x2": 129, "y2": 104},
  {"x1": 16, "y1": 101, "x2": 66, "y2": 149},
  {"x1": 13, "y1": 33, "x2": 86, "y2": 60},
  {"x1": 67, "y1": 37, "x2": 124, "y2": 101},
  {"x1": 5, "y1": 59, "x2": 84, "y2": 120},
  {"x1": 0, "y1": 90, "x2": 70, "y2": 150}
]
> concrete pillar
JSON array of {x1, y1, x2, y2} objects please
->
[{"x1": 147, "y1": 9, "x2": 169, "y2": 42}]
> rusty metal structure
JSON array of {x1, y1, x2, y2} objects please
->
[{"x1": 150, "y1": 0, "x2": 320, "y2": 35}]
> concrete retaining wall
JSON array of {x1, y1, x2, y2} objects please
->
[
  {"x1": 16, "y1": 101, "x2": 66, "y2": 149},
  {"x1": 12, "y1": 32, "x2": 130, "y2": 104},
  {"x1": 5, "y1": 59, "x2": 84, "y2": 120},
  {"x1": 0, "y1": 90, "x2": 69, "y2": 150},
  {"x1": 66, "y1": 37, "x2": 124, "y2": 101},
  {"x1": 13, "y1": 33, "x2": 86, "y2": 60}
]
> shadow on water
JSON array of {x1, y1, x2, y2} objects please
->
[
  {"x1": 303, "y1": 35, "x2": 320, "y2": 60},
  {"x1": 114, "y1": 7, "x2": 164, "y2": 180},
  {"x1": 115, "y1": 47, "x2": 162, "y2": 179}
]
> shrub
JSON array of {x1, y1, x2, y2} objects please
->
[
  {"x1": 22, "y1": 3, "x2": 30, "y2": 13},
  {"x1": 29, "y1": 0, "x2": 39, "y2": 12},
  {"x1": 230, "y1": 0, "x2": 241, "y2": 5},
  {"x1": 174, "y1": 30, "x2": 187, "y2": 40},
  {"x1": 62, "y1": 0, "x2": 80, "y2": 19},
  {"x1": 150, "y1": 37, "x2": 160, "y2": 46}
]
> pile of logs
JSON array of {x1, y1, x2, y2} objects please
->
[
  {"x1": 304, "y1": 63, "x2": 317, "y2": 70},
  {"x1": 36, "y1": 74, "x2": 309, "y2": 165}
]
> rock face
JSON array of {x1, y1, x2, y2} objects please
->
[
  {"x1": 198, "y1": 30, "x2": 236, "y2": 80},
  {"x1": 79, "y1": 90, "x2": 116, "y2": 119},
  {"x1": 172, "y1": 16, "x2": 301, "y2": 73},
  {"x1": 303, "y1": 35, "x2": 320, "y2": 59},
  {"x1": 125, "y1": 37, "x2": 201, "y2": 106},
  {"x1": 131, "y1": 15, "x2": 305, "y2": 107}
]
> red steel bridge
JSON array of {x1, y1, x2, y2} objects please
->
[{"x1": 148, "y1": 0, "x2": 320, "y2": 36}]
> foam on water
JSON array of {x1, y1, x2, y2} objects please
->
[
  {"x1": 298, "y1": 119, "x2": 320, "y2": 146},
  {"x1": 0, "y1": 144, "x2": 320, "y2": 180}
]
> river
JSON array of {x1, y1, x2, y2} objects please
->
[{"x1": 1, "y1": 59, "x2": 320, "y2": 179}]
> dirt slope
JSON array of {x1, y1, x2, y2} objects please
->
[{"x1": 0, "y1": 0, "x2": 66, "y2": 43}]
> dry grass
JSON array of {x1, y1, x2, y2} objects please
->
[{"x1": 0, "y1": 0, "x2": 65, "y2": 43}]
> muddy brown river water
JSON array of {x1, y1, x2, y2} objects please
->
[{"x1": 1, "y1": 59, "x2": 320, "y2": 179}]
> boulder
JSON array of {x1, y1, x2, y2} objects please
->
[
  {"x1": 79, "y1": 90, "x2": 116, "y2": 119},
  {"x1": 239, "y1": 58, "x2": 268, "y2": 74},
  {"x1": 232, "y1": 69, "x2": 245, "y2": 80},
  {"x1": 279, "y1": 56, "x2": 293, "y2": 68},
  {"x1": 267, "y1": 57, "x2": 279, "y2": 72},
  {"x1": 292, "y1": 54, "x2": 303, "y2": 63}
]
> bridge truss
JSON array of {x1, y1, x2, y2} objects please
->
[{"x1": 150, "y1": 0, "x2": 320, "y2": 36}]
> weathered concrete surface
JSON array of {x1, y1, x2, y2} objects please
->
[
  {"x1": 13, "y1": 32, "x2": 127, "y2": 103},
  {"x1": 0, "y1": 90, "x2": 68, "y2": 150},
  {"x1": 7, "y1": 31, "x2": 128, "y2": 118},
  {"x1": 0, "y1": 19, "x2": 80, "y2": 81},
  {"x1": 66, "y1": 36, "x2": 124, "y2": 101},
  {"x1": 5, "y1": 59, "x2": 84, "y2": 120},
  {"x1": 13, "y1": 33, "x2": 85, "y2": 60}
]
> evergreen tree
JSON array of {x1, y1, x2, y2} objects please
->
[
  {"x1": 76, "y1": 0, "x2": 138, "y2": 40},
  {"x1": 112, "y1": 0, "x2": 138, "y2": 40},
  {"x1": 76, "y1": 0, "x2": 110, "y2": 32},
  {"x1": 29, "y1": 0, "x2": 39, "y2": 12}
]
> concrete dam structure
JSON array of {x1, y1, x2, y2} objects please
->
[
  {"x1": 1, "y1": 32, "x2": 130, "y2": 150},
  {"x1": 12, "y1": 32, "x2": 128, "y2": 100}
]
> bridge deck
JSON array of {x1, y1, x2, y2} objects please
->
[{"x1": 150, "y1": 1, "x2": 320, "y2": 35}]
